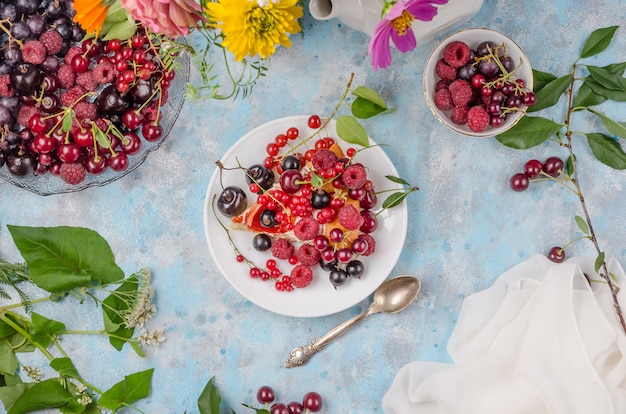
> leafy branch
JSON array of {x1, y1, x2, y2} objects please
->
[
  {"x1": 495, "y1": 26, "x2": 626, "y2": 333},
  {"x1": 0, "y1": 226, "x2": 162, "y2": 413}
]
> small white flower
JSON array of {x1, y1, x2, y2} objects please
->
[
  {"x1": 137, "y1": 328, "x2": 166, "y2": 346},
  {"x1": 76, "y1": 383, "x2": 87, "y2": 394},
  {"x1": 24, "y1": 366, "x2": 42, "y2": 383},
  {"x1": 78, "y1": 394, "x2": 93, "y2": 406}
]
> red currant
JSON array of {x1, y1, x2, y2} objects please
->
[
  {"x1": 308, "y1": 115, "x2": 321, "y2": 129},
  {"x1": 286, "y1": 127, "x2": 299, "y2": 140}
]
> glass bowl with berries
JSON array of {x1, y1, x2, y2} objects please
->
[
  {"x1": 203, "y1": 115, "x2": 410, "y2": 318},
  {"x1": 423, "y1": 28, "x2": 534, "y2": 137},
  {"x1": 0, "y1": 1, "x2": 189, "y2": 195}
]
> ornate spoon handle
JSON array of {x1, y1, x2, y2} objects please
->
[{"x1": 284, "y1": 306, "x2": 378, "y2": 368}]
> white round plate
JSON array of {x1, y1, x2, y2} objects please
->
[
  {"x1": 203, "y1": 116, "x2": 408, "y2": 318},
  {"x1": 423, "y1": 28, "x2": 533, "y2": 138}
]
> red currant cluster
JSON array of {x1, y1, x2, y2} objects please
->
[
  {"x1": 216, "y1": 115, "x2": 380, "y2": 291},
  {"x1": 255, "y1": 385, "x2": 323, "y2": 414},
  {"x1": 509, "y1": 156, "x2": 564, "y2": 192}
]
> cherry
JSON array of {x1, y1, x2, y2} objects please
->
[
  {"x1": 523, "y1": 159, "x2": 543, "y2": 179},
  {"x1": 257, "y1": 385, "x2": 275, "y2": 404},
  {"x1": 509, "y1": 173, "x2": 529, "y2": 192},
  {"x1": 302, "y1": 391, "x2": 323, "y2": 412},
  {"x1": 351, "y1": 237, "x2": 369, "y2": 255},
  {"x1": 84, "y1": 153, "x2": 108, "y2": 174},
  {"x1": 57, "y1": 143, "x2": 82, "y2": 163},
  {"x1": 108, "y1": 152, "x2": 129, "y2": 171},
  {"x1": 120, "y1": 132, "x2": 142, "y2": 155},
  {"x1": 280, "y1": 169, "x2": 302, "y2": 194},
  {"x1": 547, "y1": 246, "x2": 566, "y2": 263},
  {"x1": 360, "y1": 210, "x2": 378, "y2": 233},
  {"x1": 33, "y1": 134, "x2": 56, "y2": 154},
  {"x1": 523, "y1": 92, "x2": 537, "y2": 106},
  {"x1": 70, "y1": 54, "x2": 89, "y2": 73},
  {"x1": 217, "y1": 186, "x2": 247, "y2": 217},
  {"x1": 122, "y1": 109, "x2": 144, "y2": 130},
  {"x1": 471, "y1": 73, "x2": 486, "y2": 89},
  {"x1": 360, "y1": 188, "x2": 378, "y2": 209},
  {"x1": 313, "y1": 235, "x2": 329, "y2": 251},
  {"x1": 28, "y1": 113, "x2": 49, "y2": 134},
  {"x1": 270, "y1": 403, "x2": 289, "y2": 414},
  {"x1": 73, "y1": 129, "x2": 95, "y2": 147},
  {"x1": 142, "y1": 123, "x2": 163, "y2": 142},
  {"x1": 542, "y1": 156, "x2": 564, "y2": 177},
  {"x1": 286, "y1": 401, "x2": 304, "y2": 414}
]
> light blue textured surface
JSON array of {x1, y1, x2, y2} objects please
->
[{"x1": 1, "y1": 0, "x2": 626, "y2": 412}]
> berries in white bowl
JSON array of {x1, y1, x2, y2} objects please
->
[{"x1": 424, "y1": 28, "x2": 534, "y2": 137}]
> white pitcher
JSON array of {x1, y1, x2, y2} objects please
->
[{"x1": 308, "y1": 0, "x2": 484, "y2": 40}]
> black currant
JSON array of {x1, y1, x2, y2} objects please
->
[
  {"x1": 311, "y1": 189, "x2": 330, "y2": 209},
  {"x1": 259, "y1": 209, "x2": 277, "y2": 228},
  {"x1": 281, "y1": 155, "x2": 300, "y2": 171},
  {"x1": 252, "y1": 233, "x2": 272, "y2": 251}
]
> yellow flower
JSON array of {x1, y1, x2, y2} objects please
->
[
  {"x1": 205, "y1": 0, "x2": 303, "y2": 61},
  {"x1": 72, "y1": 0, "x2": 111, "y2": 37}
]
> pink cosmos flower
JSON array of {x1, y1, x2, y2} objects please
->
[
  {"x1": 120, "y1": 0, "x2": 206, "y2": 38},
  {"x1": 368, "y1": 0, "x2": 449, "y2": 71}
]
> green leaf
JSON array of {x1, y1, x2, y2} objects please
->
[
  {"x1": 382, "y1": 192, "x2": 408, "y2": 209},
  {"x1": 129, "y1": 340, "x2": 146, "y2": 357},
  {"x1": 197, "y1": 376, "x2": 222, "y2": 414},
  {"x1": 580, "y1": 26, "x2": 618, "y2": 58},
  {"x1": 105, "y1": 0, "x2": 130, "y2": 23},
  {"x1": 0, "y1": 320, "x2": 16, "y2": 339},
  {"x1": 586, "y1": 65, "x2": 626, "y2": 91},
  {"x1": 527, "y1": 74, "x2": 571, "y2": 112},
  {"x1": 586, "y1": 77, "x2": 626, "y2": 102},
  {"x1": 351, "y1": 86, "x2": 387, "y2": 109},
  {"x1": 0, "y1": 339, "x2": 19, "y2": 376},
  {"x1": 102, "y1": 276, "x2": 138, "y2": 350},
  {"x1": 575, "y1": 215, "x2": 590, "y2": 235},
  {"x1": 532, "y1": 69, "x2": 558, "y2": 93},
  {"x1": 595, "y1": 252, "x2": 606, "y2": 273},
  {"x1": 7, "y1": 226, "x2": 125, "y2": 293},
  {"x1": 98, "y1": 369, "x2": 154, "y2": 410},
  {"x1": 351, "y1": 97, "x2": 388, "y2": 119},
  {"x1": 586, "y1": 132, "x2": 626, "y2": 169},
  {"x1": 94, "y1": 128, "x2": 110, "y2": 149},
  {"x1": 495, "y1": 116, "x2": 564, "y2": 149},
  {"x1": 385, "y1": 175, "x2": 410, "y2": 186},
  {"x1": 336, "y1": 116, "x2": 369, "y2": 147},
  {"x1": 572, "y1": 80, "x2": 607, "y2": 109},
  {"x1": 242, "y1": 404, "x2": 270, "y2": 414},
  {"x1": 102, "y1": 19, "x2": 137, "y2": 41},
  {"x1": 310, "y1": 173, "x2": 324, "y2": 188},
  {"x1": 587, "y1": 108, "x2": 626, "y2": 138},
  {"x1": 50, "y1": 358, "x2": 80, "y2": 379},
  {"x1": 0, "y1": 383, "x2": 34, "y2": 413},
  {"x1": 61, "y1": 113, "x2": 73, "y2": 132},
  {"x1": 31, "y1": 313, "x2": 66, "y2": 348},
  {"x1": 8, "y1": 378, "x2": 73, "y2": 414}
]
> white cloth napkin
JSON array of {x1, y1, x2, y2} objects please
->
[{"x1": 382, "y1": 254, "x2": 626, "y2": 414}]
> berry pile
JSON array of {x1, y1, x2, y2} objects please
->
[
  {"x1": 432, "y1": 38, "x2": 536, "y2": 133},
  {"x1": 216, "y1": 115, "x2": 379, "y2": 292},
  {"x1": 254, "y1": 385, "x2": 323, "y2": 414},
  {"x1": 0, "y1": 0, "x2": 176, "y2": 185}
]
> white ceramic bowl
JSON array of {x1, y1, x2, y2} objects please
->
[{"x1": 423, "y1": 28, "x2": 533, "y2": 138}]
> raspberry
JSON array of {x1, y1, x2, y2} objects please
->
[
  {"x1": 338, "y1": 204, "x2": 364, "y2": 231},
  {"x1": 448, "y1": 80, "x2": 473, "y2": 107},
  {"x1": 0, "y1": 74, "x2": 14, "y2": 97},
  {"x1": 59, "y1": 162, "x2": 86, "y2": 185},
  {"x1": 435, "y1": 79, "x2": 449, "y2": 91},
  {"x1": 443, "y1": 40, "x2": 471, "y2": 68},
  {"x1": 467, "y1": 105, "x2": 490, "y2": 132},
  {"x1": 341, "y1": 164, "x2": 367, "y2": 190},
  {"x1": 433, "y1": 88, "x2": 453, "y2": 111},
  {"x1": 450, "y1": 105, "x2": 469, "y2": 125},
  {"x1": 39, "y1": 30, "x2": 63, "y2": 55},
  {"x1": 293, "y1": 217, "x2": 320, "y2": 241},
  {"x1": 76, "y1": 71, "x2": 98, "y2": 91},
  {"x1": 311, "y1": 149, "x2": 338, "y2": 173},
  {"x1": 93, "y1": 61, "x2": 116, "y2": 85},
  {"x1": 435, "y1": 59, "x2": 456, "y2": 81},
  {"x1": 57, "y1": 65, "x2": 75, "y2": 89},
  {"x1": 297, "y1": 243, "x2": 320, "y2": 266},
  {"x1": 357, "y1": 234, "x2": 376, "y2": 256},
  {"x1": 74, "y1": 102, "x2": 97, "y2": 121},
  {"x1": 60, "y1": 85, "x2": 86, "y2": 107},
  {"x1": 64, "y1": 46, "x2": 83, "y2": 65},
  {"x1": 270, "y1": 238, "x2": 294, "y2": 260},
  {"x1": 21, "y1": 40, "x2": 47, "y2": 65},
  {"x1": 290, "y1": 264, "x2": 313, "y2": 288},
  {"x1": 17, "y1": 105, "x2": 39, "y2": 127}
]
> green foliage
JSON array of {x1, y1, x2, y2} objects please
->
[
  {"x1": 496, "y1": 26, "x2": 626, "y2": 169},
  {"x1": 0, "y1": 226, "x2": 157, "y2": 413},
  {"x1": 196, "y1": 377, "x2": 268, "y2": 414}
]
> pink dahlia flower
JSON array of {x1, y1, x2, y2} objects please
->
[
  {"x1": 368, "y1": 0, "x2": 448, "y2": 71},
  {"x1": 120, "y1": 0, "x2": 206, "y2": 38}
]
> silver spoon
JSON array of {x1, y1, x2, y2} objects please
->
[{"x1": 284, "y1": 275, "x2": 421, "y2": 368}]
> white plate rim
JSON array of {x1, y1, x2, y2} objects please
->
[{"x1": 203, "y1": 115, "x2": 409, "y2": 318}]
